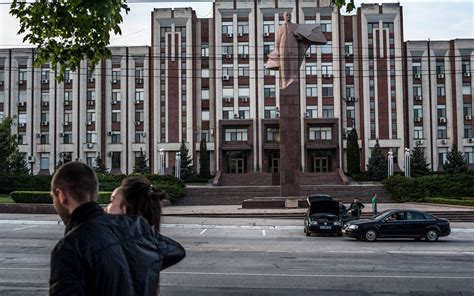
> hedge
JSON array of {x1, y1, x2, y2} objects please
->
[
  {"x1": 383, "y1": 174, "x2": 474, "y2": 202},
  {"x1": 424, "y1": 197, "x2": 474, "y2": 207},
  {"x1": 10, "y1": 191, "x2": 112, "y2": 204}
]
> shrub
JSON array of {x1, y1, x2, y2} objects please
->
[
  {"x1": 0, "y1": 175, "x2": 52, "y2": 194},
  {"x1": 424, "y1": 197, "x2": 474, "y2": 207},
  {"x1": 10, "y1": 191, "x2": 112, "y2": 204}
]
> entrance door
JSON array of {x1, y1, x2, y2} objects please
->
[
  {"x1": 314, "y1": 157, "x2": 328, "y2": 172},
  {"x1": 271, "y1": 158, "x2": 280, "y2": 173},
  {"x1": 230, "y1": 158, "x2": 245, "y2": 174}
]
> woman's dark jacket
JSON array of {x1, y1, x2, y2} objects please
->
[{"x1": 49, "y1": 202, "x2": 185, "y2": 296}]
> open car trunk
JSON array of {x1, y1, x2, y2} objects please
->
[{"x1": 308, "y1": 200, "x2": 340, "y2": 217}]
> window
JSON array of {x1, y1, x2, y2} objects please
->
[
  {"x1": 18, "y1": 113, "x2": 27, "y2": 124},
  {"x1": 306, "y1": 84, "x2": 317, "y2": 97},
  {"x1": 86, "y1": 131, "x2": 97, "y2": 144},
  {"x1": 111, "y1": 133, "x2": 121, "y2": 144},
  {"x1": 367, "y1": 22, "x2": 378, "y2": 33},
  {"x1": 201, "y1": 110, "x2": 210, "y2": 121},
  {"x1": 222, "y1": 107, "x2": 233, "y2": 120},
  {"x1": 0, "y1": 71, "x2": 4, "y2": 82},
  {"x1": 239, "y1": 87, "x2": 250, "y2": 99},
  {"x1": 412, "y1": 62, "x2": 421, "y2": 75},
  {"x1": 201, "y1": 89, "x2": 210, "y2": 100},
  {"x1": 135, "y1": 110, "x2": 144, "y2": 122},
  {"x1": 201, "y1": 44, "x2": 209, "y2": 57},
  {"x1": 87, "y1": 90, "x2": 95, "y2": 101},
  {"x1": 320, "y1": 20, "x2": 332, "y2": 32},
  {"x1": 346, "y1": 106, "x2": 355, "y2": 119},
  {"x1": 63, "y1": 112, "x2": 72, "y2": 123},
  {"x1": 133, "y1": 132, "x2": 144, "y2": 144},
  {"x1": 306, "y1": 106, "x2": 318, "y2": 118},
  {"x1": 305, "y1": 19, "x2": 316, "y2": 24},
  {"x1": 464, "y1": 125, "x2": 473, "y2": 138},
  {"x1": 18, "y1": 133, "x2": 26, "y2": 145},
  {"x1": 345, "y1": 42, "x2": 353, "y2": 55},
  {"x1": 264, "y1": 68, "x2": 276, "y2": 76},
  {"x1": 41, "y1": 91, "x2": 49, "y2": 103},
  {"x1": 264, "y1": 43, "x2": 275, "y2": 55},
  {"x1": 238, "y1": 22, "x2": 249, "y2": 35},
  {"x1": 87, "y1": 68, "x2": 95, "y2": 80},
  {"x1": 222, "y1": 87, "x2": 233, "y2": 99},
  {"x1": 264, "y1": 106, "x2": 278, "y2": 119},
  {"x1": 64, "y1": 91, "x2": 72, "y2": 102},
  {"x1": 437, "y1": 105, "x2": 446, "y2": 119},
  {"x1": 40, "y1": 134, "x2": 49, "y2": 144},
  {"x1": 40, "y1": 112, "x2": 49, "y2": 123},
  {"x1": 436, "y1": 61, "x2": 445, "y2": 74},
  {"x1": 438, "y1": 147, "x2": 448, "y2": 166},
  {"x1": 305, "y1": 63, "x2": 317, "y2": 75},
  {"x1": 135, "y1": 90, "x2": 144, "y2": 102},
  {"x1": 321, "y1": 42, "x2": 332, "y2": 54},
  {"x1": 111, "y1": 152, "x2": 121, "y2": 169},
  {"x1": 238, "y1": 66, "x2": 249, "y2": 77},
  {"x1": 40, "y1": 154, "x2": 49, "y2": 170},
  {"x1": 321, "y1": 63, "x2": 332, "y2": 76},
  {"x1": 19, "y1": 69, "x2": 26, "y2": 81},
  {"x1": 346, "y1": 86, "x2": 355, "y2": 98},
  {"x1": 306, "y1": 45, "x2": 317, "y2": 56},
  {"x1": 135, "y1": 68, "x2": 144, "y2": 80},
  {"x1": 222, "y1": 66, "x2": 233, "y2": 77},
  {"x1": 463, "y1": 83, "x2": 471, "y2": 95},
  {"x1": 238, "y1": 107, "x2": 250, "y2": 119},
  {"x1": 112, "y1": 110, "x2": 121, "y2": 123},
  {"x1": 264, "y1": 86, "x2": 276, "y2": 98},
  {"x1": 86, "y1": 153, "x2": 96, "y2": 168},
  {"x1": 238, "y1": 44, "x2": 249, "y2": 55},
  {"x1": 64, "y1": 69, "x2": 72, "y2": 81},
  {"x1": 414, "y1": 127, "x2": 423, "y2": 139},
  {"x1": 464, "y1": 103, "x2": 472, "y2": 117},
  {"x1": 112, "y1": 91, "x2": 121, "y2": 102},
  {"x1": 263, "y1": 21, "x2": 275, "y2": 34},
  {"x1": 322, "y1": 105, "x2": 334, "y2": 118},
  {"x1": 18, "y1": 91, "x2": 27, "y2": 103},
  {"x1": 322, "y1": 85, "x2": 333, "y2": 97},
  {"x1": 112, "y1": 69, "x2": 120, "y2": 81},
  {"x1": 383, "y1": 22, "x2": 394, "y2": 33},
  {"x1": 224, "y1": 128, "x2": 248, "y2": 141},
  {"x1": 41, "y1": 68, "x2": 49, "y2": 81},
  {"x1": 437, "y1": 126, "x2": 447, "y2": 139},
  {"x1": 266, "y1": 128, "x2": 279, "y2": 142},
  {"x1": 222, "y1": 22, "x2": 233, "y2": 35},
  {"x1": 345, "y1": 64, "x2": 354, "y2": 76},
  {"x1": 222, "y1": 44, "x2": 233, "y2": 55},
  {"x1": 407, "y1": 211, "x2": 426, "y2": 220},
  {"x1": 0, "y1": 111, "x2": 3, "y2": 122},
  {"x1": 309, "y1": 127, "x2": 332, "y2": 140},
  {"x1": 437, "y1": 86, "x2": 445, "y2": 97},
  {"x1": 462, "y1": 60, "x2": 471, "y2": 74},
  {"x1": 0, "y1": 92, "x2": 4, "y2": 103},
  {"x1": 413, "y1": 86, "x2": 422, "y2": 96},
  {"x1": 86, "y1": 111, "x2": 96, "y2": 123},
  {"x1": 465, "y1": 147, "x2": 474, "y2": 164},
  {"x1": 414, "y1": 105, "x2": 423, "y2": 118}
]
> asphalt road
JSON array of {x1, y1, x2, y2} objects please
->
[{"x1": 0, "y1": 215, "x2": 473, "y2": 296}]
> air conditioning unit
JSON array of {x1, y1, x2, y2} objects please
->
[
  {"x1": 87, "y1": 78, "x2": 95, "y2": 83},
  {"x1": 225, "y1": 54, "x2": 232, "y2": 59},
  {"x1": 222, "y1": 75, "x2": 230, "y2": 81},
  {"x1": 304, "y1": 112, "x2": 309, "y2": 118},
  {"x1": 226, "y1": 33, "x2": 233, "y2": 38},
  {"x1": 441, "y1": 139, "x2": 447, "y2": 145},
  {"x1": 64, "y1": 101, "x2": 70, "y2": 106},
  {"x1": 86, "y1": 121, "x2": 92, "y2": 126},
  {"x1": 233, "y1": 113, "x2": 239, "y2": 119},
  {"x1": 87, "y1": 100, "x2": 94, "y2": 106},
  {"x1": 240, "y1": 54, "x2": 247, "y2": 59},
  {"x1": 238, "y1": 33, "x2": 243, "y2": 37},
  {"x1": 224, "y1": 98, "x2": 232, "y2": 103},
  {"x1": 414, "y1": 74, "x2": 421, "y2": 79},
  {"x1": 87, "y1": 143, "x2": 94, "y2": 148},
  {"x1": 112, "y1": 79, "x2": 118, "y2": 84},
  {"x1": 65, "y1": 79, "x2": 72, "y2": 84},
  {"x1": 465, "y1": 115, "x2": 472, "y2": 120},
  {"x1": 135, "y1": 121, "x2": 141, "y2": 126},
  {"x1": 141, "y1": 132, "x2": 147, "y2": 137},
  {"x1": 275, "y1": 112, "x2": 280, "y2": 118},
  {"x1": 27, "y1": 156, "x2": 35, "y2": 163},
  {"x1": 63, "y1": 122, "x2": 69, "y2": 126},
  {"x1": 0, "y1": 81, "x2": 3, "y2": 86},
  {"x1": 19, "y1": 123, "x2": 26, "y2": 128},
  {"x1": 107, "y1": 131, "x2": 113, "y2": 136},
  {"x1": 306, "y1": 52, "x2": 311, "y2": 57},
  {"x1": 346, "y1": 96, "x2": 355, "y2": 102},
  {"x1": 36, "y1": 133, "x2": 41, "y2": 138},
  {"x1": 135, "y1": 100, "x2": 141, "y2": 104},
  {"x1": 42, "y1": 101, "x2": 49, "y2": 107},
  {"x1": 323, "y1": 74, "x2": 332, "y2": 78},
  {"x1": 41, "y1": 121, "x2": 49, "y2": 126},
  {"x1": 345, "y1": 53, "x2": 352, "y2": 57},
  {"x1": 415, "y1": 96, "x2": 423, "y2": 101},
  {"x1": 41, "y1": 79, "x2": 49, "y2": 84},
  {"x1": 107, "y1": 152, "x2": 113, "y2": 157},
  {"x1": 112, "y1": 100, "x2": 117, "y2": 105},
  {"x1": 18, "y1": 80, "x2": 24, "y2": 85},
  {"x1": 416, "y1": 140, "x2": 424, "y2": 145},
  {"x1": 263, "y1": 32, "x2": 270, "y2": 37},
  {"x1": 439, "y1": 117, "x2": 447, "y2": 123},
  {"x1": 59, "y1": 133, "x2": 64, "y2": 137},
  {"x1": 136, "y1": 78, "x2": 143, "y2": 84},
  {"x1": 414, "y1": 117, "x2": 422, "y2": 123},
  {"x1": 464, "y1": 72, "x2": 471, "y2": 77},
  {"x1": 17, "y1": 102, "x2": 26, "y2": 107},
  {"x1": 468, "y1": 138, "x2": 473, "y2": 143},
  {"x1": 437, "y1": 74, "x2": 445, "y2": 79},
  {"x1": 241, "y1": 97, "x2": 249, "y2": 102}
]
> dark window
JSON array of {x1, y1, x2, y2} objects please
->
[{"x1": 407, "y1": 211, "x2": 426, "y2": 220}]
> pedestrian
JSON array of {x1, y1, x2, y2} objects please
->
[
  {"x1": 49, "y1": 162, "x2": 185, "y2": 296},
  {"x1": 338, "y1": 201, "x2": 347, "y2": 217},
  {"x1": 349, "y1": 197, "x2": 365, "y2": 219},
  {"x1": 371, "y1": 193, "x2": 378, "y2": 215}
]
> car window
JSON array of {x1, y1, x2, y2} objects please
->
[
  {"x1": 385, "y1": 211, "x2": 407, "y2": 221},
  {"x1": 407, "y1": 211, "x2": 426, "y2": 220}
]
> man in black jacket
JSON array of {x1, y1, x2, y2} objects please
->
[{"x1": 49, "y1": 162, "x2": 185, "y2": 296}]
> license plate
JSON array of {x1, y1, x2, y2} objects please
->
[{"x1": 320, "y1": 226, "x2": 332, "y2": 229}]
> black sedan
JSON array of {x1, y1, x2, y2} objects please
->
[{"x1": 343, "y1": 209, "x2": 450, "y2": 242}]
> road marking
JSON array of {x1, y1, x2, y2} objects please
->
[
  {"x1": 0, "y1": 220, "x2": 61, "y2": 225},
  {"x1": 0, "y1": 267, "x2": 49, "y2": 271},
  {"x1": 199, "y1": 229, "x2": 207, "y2": 235},
  {"x1": 262, "y1": 230, "x2": 266, "y2": 236},
  {"x1": 11, "y1": 225, "x2": 38, "y2": 231},
  {"x1": 161, "y1": 271, "x2": 474, "y2": 280}
]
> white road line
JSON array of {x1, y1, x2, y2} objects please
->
[
  {"x1": 0, "y1": 220, "x2": 61, "y2": 225},
  {"x1": 11, "y1": 225, "x2": 39, "y2": 231},
  {"x1": 161, "y1": 271, "x2": 474, "y2": 280},
  {"x1": 262, "y1": 230, "x2": 266, "y2": 236},
  {"x1": 199, "y1": 229, "x2": 207, "y2": 235}
]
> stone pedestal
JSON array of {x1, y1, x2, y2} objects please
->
[{"x1": 279, "y1": 82, "x2": 301, "y2": 197}]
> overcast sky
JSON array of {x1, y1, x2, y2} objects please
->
[{"x1": 0, "y1": 0, "x2": 472, "y2": 48}]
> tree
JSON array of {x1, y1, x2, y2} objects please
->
[
  {"x1": 179, "y1": 139, "x2": 193, "y2": 179},
  {"x1": 443, "y1": 144, "x2": 469, "y2": 174},
  {"x1": 346, "y1": 129, "x2": 360, "y2": 175},
  {"x1": 0, "y1": 116, "x2": 29, "y2": 176},
  {"x1": 133, "y1": 149, "x2": 150, "y2": 174},
  {"x1": 365, "y1": 139, "x2": 387, "y2": 181},
  {"x1": 10, "y1": 0, "x2": 352, "y2": 82},
  {"x1": 410, "y1": 143, "x2": 430, "y2": 177},
  {"x1": 94, "y1": 154, "x2": 109, "y2": 175},
  {"x1": 199, "y1": 139, "x2": 211, "y2": 179}
]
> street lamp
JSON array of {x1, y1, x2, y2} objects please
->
[
  {"x1": 404, "y1": 148, "x2": 411, "y2": 178},
  {"x1": 388, "y1": 151, "x2": 394, "y2": 177},
  {"x1": 159, "y1": 149, "x2": 165, "y2": 175},
  {"x1": 175, "y1": 152, "x2": 181, "y2": 179}
]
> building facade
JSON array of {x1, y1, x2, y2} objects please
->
[{"x1": 0, "y1": 1, "x2": 472, "y2": 178}]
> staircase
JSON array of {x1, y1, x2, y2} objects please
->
[{"x1": 217, "y1": 171, "x2": 344, "y2": 186}]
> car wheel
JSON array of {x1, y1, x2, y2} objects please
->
[
  {"x1": 305, "y1": 227, "x2": 311, "y2": 237},
  {"x1": 364, "y1": 229, "x2": 377, "y2": 242},
  {"x1": 426, "y1": 229, "x2": 439, "y2": 242}
]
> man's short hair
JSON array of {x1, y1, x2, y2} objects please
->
[{"x1": 52, "y1": 162, "x2": 99, "y2": 203}]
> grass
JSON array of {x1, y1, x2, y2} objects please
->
[
  {"x1": 0, "y1": 195, "x2": 14, "y2": 204},
  {"x1": 424, "y1": 197, "x2": 474, "y2": 207}
]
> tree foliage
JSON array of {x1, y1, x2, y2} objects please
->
[
  {"x1": 365, "y1": 139, "x2": 387, "y2": 181},
  {"x1": 133, "y1": 149, "x2": 150, "y2": 174},
  {"x1": 331, "y1": 0, "x2": 356, "y2": 12},
  {"x1": 346, "y1": 129, "x2": 360, "y2": 175},
  {"x1": 443, "y1": 144, "x2": 469, "y2": 174},
  {"x1": 0, "y1": 116, "x2": 29, "y2": 176},
  {"x1": 10, "y1": 0, "x2": 129, "y2": 81},
  {"x1": 199, "y1": 139, "x2": 211, "y2": 179},
  {"x1": 410, "y1": 143, "x2": 430, "y2": 177},
  {"x1": 94, "y1": 154, "x2": 109, "y2": 175},
  {"x1": 179, "y1": 139, "x2": 193, "y2": 179}
]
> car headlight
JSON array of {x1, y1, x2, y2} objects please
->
[
  {"x1": 348, "y1": 224, "x2": 358, "y2": 229},
  {"x1": 334, "y1": 221, "x2": 341, "y2": 226}
]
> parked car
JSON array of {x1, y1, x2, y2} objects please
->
[
  {"x1": 343, "y1": 209, "x2": 451, "y2": 242},
  {"x1": 304, "y1": 195, "x2": 343, "y2": 236}
]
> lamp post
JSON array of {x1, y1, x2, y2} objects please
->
[
  {"x1": 388, "y1": 151, "x2": 394, "y2": 177},
  {"x1": 404, "y1": 148, "x2": 411, "y2": 178},
  {"x1": 159, "y1": 149, "x2": 165, "y2": 175},
  {"x1": 175, "y1": 152, "x2": 181, "y2": 179}
]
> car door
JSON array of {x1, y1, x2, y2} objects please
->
[
  {"x1": 378, "y1": 211, "x2": 405, "y2": 238},
  {"x1": 405, "y1": 211, "x2": 428, "y2": 237}
]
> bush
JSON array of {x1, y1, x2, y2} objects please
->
[
  {"x1": 10, "y1": 191, "x2": 113, "y2": 204},
  {"x1": 424, "y1": 197, "x2": 474, "y2": 207},
  {"x1": 0, "y1": 175, "x2": 52, "y2": 194},
  {"x1": 383, "y1": 174, "x2": 474, "y2": 202}
]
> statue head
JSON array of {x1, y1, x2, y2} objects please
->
[{"x1": 283, "y1": 11, "x2": 291, "y2": 23}]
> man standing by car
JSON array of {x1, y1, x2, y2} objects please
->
[
  {"x1": 350, "y1": 197, "x2": 365, "y2": 219},
  {"x1": 49, "y1": 162, "x2": 185, "y2": 295}
]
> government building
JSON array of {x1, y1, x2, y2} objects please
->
[{"x1": 0, "y1": 0, "x2": 473, "y2": 185}]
